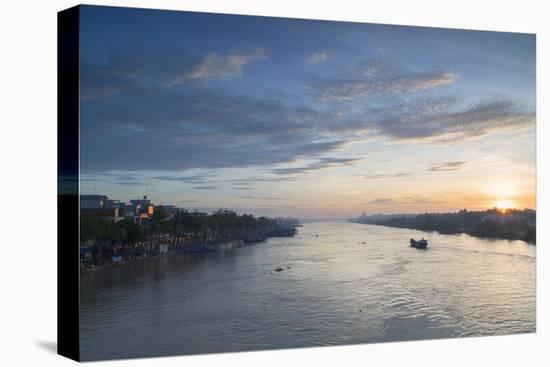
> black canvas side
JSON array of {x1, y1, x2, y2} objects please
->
[{"x1": 57, "y1": 5, "x2": 80, "y2": 362}]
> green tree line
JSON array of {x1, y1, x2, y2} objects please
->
[
  {"x1": 81, "y1": 208, "x2": 293, "y2": 247},
  {"x1": 353, "y1": 208, "x2": 536, "y2": 243}
]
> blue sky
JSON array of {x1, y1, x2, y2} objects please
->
[{"x1": 79, "y1": 5, "x2": 536, "y2": 218}]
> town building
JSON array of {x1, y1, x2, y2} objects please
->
[
  {"x1": 106, "y1": 199, "x2": 125, "y2": 208},
  {"x1": 129, "y1": 195, "x2": 155, "y2": 223},
  {"x1": 80, "y1": 195, "x2": 109, "y2": 209},
  {"x1": 80, "y1": 194, "x2": 160, "y2": 224}
]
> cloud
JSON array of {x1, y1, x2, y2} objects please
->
[
  {"x1": 315, "y1": 60, "x2": 459, "y2": 101},
  {"x1": 269, "y1": 157, "x2": 361, "y2": 175},
  {"x1": 319, "y1": 72, "x2": 458, "y2": 101},
  {"x1": 80, "y1": 50, "x2": 197, "y2": 99},
  {"x1": 173, "y1": 49, "x2": 268, "y2": 83},
  {"x1": 114, "y1": 181, "x2": 146, "y2": 186},
  {"x1": 365, "y1": 196, "x2": 447, "y2": 206},
  {"x1": 80, "y1": 52, "x2": 533, "y2": 176},
  {"x1": 306, "y1": 52, "x2": 331, "y2": 64},
  {"x1": 359, "y1": 172, "x2": 411, "y2": 179},
  {"x1": 429, "y1": 161, "x2": 468, "y2": 172},
  {"x1": 411, "y1": 198, "x2": 447, "y2": 205},
  {"x1": 366, "y1": 198, "x2": 394, "y2": 205},
  {"x1": 153, "y1": 174, "x2": 299, "y2": 189},
  {"x1": 239, "y1": 195, "x2": 288, "y2": 201},
  {"x1": 193, "y1": 185, "x2": 218, "y2": 190},
  {"x1": 355, "y1": 60, "x2": 386, "y2": 76},
  {"x1": 81, "y1": 75, "x2": 354, "y2": 172},
  {"x1": 225, "y1": 176, "x2": 299, "y2": 184},
  {"x1": 154, "y1": 174, "x2": 215, "y2": 184},
  {"x1": 367, "y1": 97, "x2": 534, "y2": 141}
]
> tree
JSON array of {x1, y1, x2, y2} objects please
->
[
  {"x1": 118, "y1": 219, "x2": 145, "y2": 246},
  {"x1": 80, "y1": 217, "x2": 99, "y2": 244}
]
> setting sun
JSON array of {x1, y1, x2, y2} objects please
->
[
  {"x1": 487, "y1": 181, "x2": 520, "y2": 211},
  {"x1": 494, "y1": 199, "x2": 515, "y2": 211}
]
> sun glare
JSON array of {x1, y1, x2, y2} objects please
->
[
  {"x1": 494, "y1": 199, "x2": 515, "y2": 212},
  {"x1": 490, "y1": 182, "x2": 516, "y2": 198},
  {"x1": 487, "y1": 181, "x2": 519, "y2": 212}
]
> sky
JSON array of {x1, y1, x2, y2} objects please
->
[{"x1": 78, "y1": 5, "x2": 536, "y2": 219}]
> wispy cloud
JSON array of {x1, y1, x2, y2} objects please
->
[
  {"x1": 367, "y1": 97, "x2": 534, "y2": 142},
  {"x1": 410, "y1": 197, "x2": 447, "y2": 205},
  {"x1": 429, "y1": 161, "x2": 468, "y2": 172},
  {"x1": 365, "y1": 196, "x2": 447, "y2": 205},
  {"x1": 155, "y1": 174, "x2": 215, "y2": 184},
  {"x1": 114, "y1": 181, "x2": 146, "y2": 186},
  {"x1": 233, "y1": 186, "x2": 253, "y2": 191},
  {"x1": 154, "y1": 174, "x2": 299, "y2": 186},
  {"x1": 269, "y1": 157, "x2": 361, "y2": 175},
  {"x1": 193, "y1": 185, "x2": 218, "y2": 190},
  {"x1": 319, "y1": 72, "x2": 458, "y2": 101},
  {"x1": 359, "y1": 172, "x2": 411, "y2": 179},
  {"x1": 355, "y1": 60, "x2": 386, "y2": 76},
  {"x1": 316, "y1": 60, "x2": 459, "y2": 101},
  {"x1": 306, "y1": 51, "x2": 331, "y2": 64},
  {"x1": 239, "y1": 195, "x2": 288, "y2": 201},
  {"x1": 226, "y1": 176, "x2": 299, "y2": 184},
  {"x1": 173, "y1": 49, "x2": 268, "y2": 83},
  {"x1": 366, "y1": 198, "x2": 394, "y2": 205}
]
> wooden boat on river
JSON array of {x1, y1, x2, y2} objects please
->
[{"x1": 410, "y1": 238, "x2": 428, "y2": 249}]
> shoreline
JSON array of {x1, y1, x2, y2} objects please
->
[
  {"x1": 357, "y1": 222, "x2": 536, "y2": 245},
  {"x1": 80, "y1": 235, "x2": 293, "y2": 274}
]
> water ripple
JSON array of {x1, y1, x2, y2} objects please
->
[{"x1": 80, "y1": 222, "x2": 535, "y2": 360}]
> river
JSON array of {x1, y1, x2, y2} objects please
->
[{"x1": 80, "y1": 221, "x2": 536, "y2": 361}]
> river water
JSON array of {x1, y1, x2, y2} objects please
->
[{"x1": 80, "y1": 221, "x2": 536, "y2": 361}]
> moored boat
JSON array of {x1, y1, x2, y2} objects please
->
[{"x1": 410, "y1": 238, "x2": 428, "y2": 249}]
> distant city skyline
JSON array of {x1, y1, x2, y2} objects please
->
[{"x1": 79, "y1": 6, "x2": 536, "y2": 219}]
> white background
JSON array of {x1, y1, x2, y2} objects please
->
[{"x1": 0, "y1": 0, "x2": 548, "y2": 365}]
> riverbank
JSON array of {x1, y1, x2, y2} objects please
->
[
  {"x1": 80, "y1": 230, "x2": 296, "y2": 273},
  {"x1": 80, "y1": 208, "x2": 300, "y2": 272},
  {"x1": 351, "y1": 209, "x2": 536, "y2": 244},
  {"x1": 80, "y1": 240, "x2": 245, "y2": 273},
  {"x1": 365, "y1": 222, "x2": 536, "y2": 245}
]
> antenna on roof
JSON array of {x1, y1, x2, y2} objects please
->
[{"x1": 145, "y1": 183, "x2": 150, "y2": 200}]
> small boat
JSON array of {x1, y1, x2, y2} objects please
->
[
  {"x1": 184, "y1": 244, "x2": 217, "y2": 253},
  {"x1": 410, "y1": 238, "x2": 428, "y2": 249}
]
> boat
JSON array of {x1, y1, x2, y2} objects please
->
[
  {"x1": 410, "y1": 238, "x2": 428, "y2": 249},
  {"x1": 184, "y1": 244, "x2": 217, "y2": 253}
]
